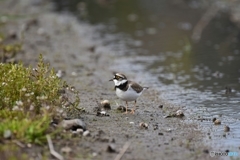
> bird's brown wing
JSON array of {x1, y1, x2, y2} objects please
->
[{"x1": 129, "y1": 80, "x2": 143, "y2": 93}]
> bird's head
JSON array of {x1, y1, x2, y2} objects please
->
[{"x1": 109, "y1": 73, "x2": 128, "y2": 86}]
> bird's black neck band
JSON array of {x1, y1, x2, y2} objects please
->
[{"x1": 115, "y1": 81, "x2": 128, "y2": 91}]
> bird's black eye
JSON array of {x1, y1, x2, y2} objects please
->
[{"x1": 115, "y1": 76, "x2": 122, "y2": 80}]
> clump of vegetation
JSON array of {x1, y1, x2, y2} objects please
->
[
  {"x1": 0, "y1": 55, "x2": 62, "y2": 113},
  {"x1": 0, "y1": 110, "x2": 50, "y2": 144},
  {"x1": 0, "y1": 54, "x2": 79, "y2": 144}
]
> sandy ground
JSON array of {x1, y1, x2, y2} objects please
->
[{"x1": 0, "y1": 0, "x2": 223, "y2": 159}]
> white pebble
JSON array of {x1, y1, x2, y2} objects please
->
[{"x1": 83, "y1": 130, "x2": 90, "y2": 137}]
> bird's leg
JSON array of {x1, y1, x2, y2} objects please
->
[
  {"x1": 130, "y1": 100, "x2": 136, "y2": 114},
  {"x1": 124, "y1": 101, "x2": 128, "y2": 114}
]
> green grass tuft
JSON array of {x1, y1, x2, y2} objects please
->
[
  {"x1": 0, "y1": 54, "x2": 62, "y2": 113},
  {"x1": 0, "y1": 54, "x2": 66, "y2": 144}
]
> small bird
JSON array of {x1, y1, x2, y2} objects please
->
[{"x1": 109, "y1": 73, "x2": 148, "y2": 114}]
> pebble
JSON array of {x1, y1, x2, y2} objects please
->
[
  {"x1": 56, "y1": 70, "x2": 65, "y2": 78},
  {"x1": 158, "y1": 105, "x2": 163, "y2": 109},
  {"x1": 76, "y1": 128, "x2": 84, "y2": 134},
  {"x1": 60, "y1": 119, "x2": 86, "y2": 131},
  {"x1": 167, "y1": 128, "x2": 172, "y2": 132},
  {"x1": 101, "y1": 100, "x2": 111, "y2": 110},
  {"x1": 153, "y1": 124, "x2": 158, "y2": 130},
  {"x1": 224, "y1": 125, "x2": 230, "y2": 132},
  {"x1": 71, "y1": 131, "x2": 79, "y2": 137},
  {"x1": 212, "y1": 118, "x2": 221, "y2": 125},
  {"x1": 83, "y1": 130, "x2": 90, "y2": 137},
  {"x1": 61, "y1": 146, "x2": 72, "y2": 154},
  {"x1": 176, "y1": 110, "x2": 184, "y2": 117},
  {"x1": 158, "y1": 132, "x2": 164, "y2": 136},
  {"x1": 96, "y1": 111, "x2": 109, "y2": 116},
  {"x1": 139, "y1": 122, "x2": 148, "y2": 129},
  {"x1": 164, "y1": 109, "x2": 185, "y2": 118},
  {"x1": 92, "y1": 152, "x2": 98, "y2": 157},
  {"x1": 129, "y1": 122, "x2": 135, "y2": 125},
  {"x1": 106, "y1": 144, "x2": 116, "y2": 153},
  {"x1": 117, "y1": 105, "x2": 126, "y2": 112},
  {"x1": 4, "y1": 130, "x2": 12, "y2": 139}
]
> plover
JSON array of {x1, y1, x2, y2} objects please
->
[{"x1": 109, "y1": 73, "x2": 148, "y2": 114}]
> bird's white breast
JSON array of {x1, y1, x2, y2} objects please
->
[{"x1": 116, "y1": 87, "x2": 142, "y2": 101}]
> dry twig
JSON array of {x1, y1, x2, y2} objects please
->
[
  {"x1": 114, "y1": 141, "x2": 131, "y2": 160},
  {"x1": 46, "y1": 135, "x2": 64, "y2": 160},
  {"x1": 13, "y1": 140, "x2": 25, "y2": 148}
]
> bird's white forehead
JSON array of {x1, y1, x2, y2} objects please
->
[{"x1": 115, "y1": 73, "x2": 126, "y2": 79}]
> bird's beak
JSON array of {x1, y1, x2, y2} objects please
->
[{"x1": 109, "y1": 78, "x2": 113, "y2": 81}]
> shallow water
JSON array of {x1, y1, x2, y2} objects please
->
[{"x1": 52, "y1": 0, "x2": 240, "y2": 149}]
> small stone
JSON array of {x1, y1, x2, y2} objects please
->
[
  {"x1": 56, "y1": 70, "x2": 65, "y2": 78},
  {"x1": 224, "y1": 125, "x2": 230, "y2": 132},
  {"x1": 70, "y1": 86, "x2": 75, "y2": 91},
  {"x1": 129, "y1": 122, "x2": 135, "y2": 125},
  {"x1": 158, "y1": 132, "x2": 164, "y2": 136},
  {"x1": 71, "y1": 131, "x2": 79, "y2": 137},
  {"x1": 92, "y1": 152, "x2": 98, "y2": 157},
  {"x1": 213, "y1": 118, "x2": 221, "y2": 125},
  {"x1": 27, "y1": 143, "x2": 32, "y2": 148},
  {"x1": 153, "y1": 124, "x2": 158, "y2": 130},
  {"x1": 96, "y1": 111, "x2": 109, "y2": 116},
  {"x1": 117, "y1": 105, "x2": 126, "y2": 112},
  {"x1": 139, "y1": 122, "x2": 148, "y2": 129},
  {"x1": 76, "y1": 128, "x2": 84, "y2": 134},
  {"x1": 158, "y1": 105, "x2": 163, "y2": 109},
  {"x1": 60, "y1": 119, "x2": 86, "y2": 131},
  {"x1": 83, "y1": 130, "x2": 90, "y2": 137},
  {"x1": 101, "y1": 100, "x2": 111, "y2": 110},
  {"x1": 164, "y1": 110, "x2": 184, "y2": 118},
  {"x1": 3, "y1": 130, "x2": 12, "y2": 139},
  {"x1": 212, "y1": 117, "x2": 216, "y2": 122},
  {"x1": 61, "y1": 146, "x2": 72, "y2": 154},
  {"x1": 176, "y1": 110, "x2": 184, "y2": 117},
  {"x1": 167, "y1": 128, "x2": 172, "y2": 132},
  {"x1": 106, "y1": 144, "x2": 116, "y2": 153}
]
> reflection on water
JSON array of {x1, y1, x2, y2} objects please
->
[{"x1": 52, "y1": 0, "x2": 240, "y2": 148}]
